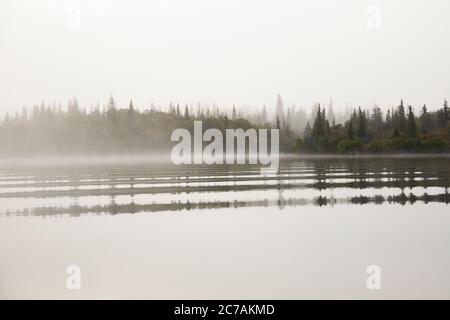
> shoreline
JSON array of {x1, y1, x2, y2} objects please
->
[{"x1": 1, "y1": 152, "x2": 450, "y2": 167}]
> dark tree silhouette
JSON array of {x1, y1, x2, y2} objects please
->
[{"x1": 407, "y1": 105, "x2": 417, "y2": 138}]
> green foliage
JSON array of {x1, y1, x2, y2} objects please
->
[
  {"x1": 0, "y1": 104, "x2": 265, "y2": 156},
  {"x1": 384, "y1": 137, "x2": 421, "y2": 152},
  {"x1": 421, "y1": 137, "x2": 449, "y2": 153},
  {"x1": 367, "y1": 139, "x2": 385, "y2": 153},
  {"x1": 2, "y1": 97, "x2": 450, "y2": 156},
  {"x1": 337, "y1": 138, "x2": 364, "y2": 153}
]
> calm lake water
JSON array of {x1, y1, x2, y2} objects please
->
[{"x1": 1, "y1": 156, "x2": 449, "y2": 299}]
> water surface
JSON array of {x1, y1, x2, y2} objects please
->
[{"x1": 1, "y1": 156, "x2": 449, "y2": 299}]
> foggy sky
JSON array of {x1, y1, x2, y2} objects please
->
[{"x1": 0, "y1": 0, "x2": 449, "y2": 115}]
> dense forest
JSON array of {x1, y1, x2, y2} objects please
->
[
  {"x1": 297, "y1": 99, "x2": 450, "y2": 154},
  {"x1": 0, "y1": 95, "x2": 449, "y2": 156}
]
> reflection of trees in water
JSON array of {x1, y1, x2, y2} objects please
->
[
  {"x1": 307, "y1": 157, "x2": 450, "y2": 192},
  {"x1": 6, "y1": 191, "x2": 450, "y2": 218},
  {"x1": 1, "y1": 159, "x2": 450, "y2": 199},
  {"x1": 2, "y1": 157, "x2": 450, "y2": 218}
]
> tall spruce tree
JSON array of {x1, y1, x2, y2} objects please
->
[
  {"x1": 357, "y1": 107, "x2": 367, "y2": 138},
  {"x1": 443, "y1": 99, "x2": 449, "y2": 127},
  {"x1": 407, "y1": 105, "x2": 417, "y2": 138},
  {"x1": 312, "y1": 105, "x2": 326, "y2": 140},
  {"x1": 419, "y1": 105, "x2": 433, "y2": 134},
  {"x1": 347, "y1": 121, "x2": 354, "y2": 139},
  {"x1": 397, "y1": 99, "x2": 406, "y2": 132}
]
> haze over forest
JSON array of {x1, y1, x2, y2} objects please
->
[{"x1": 0, "y1": 93, "x2": 449, "y2": 155}]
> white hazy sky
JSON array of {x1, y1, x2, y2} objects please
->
[{"x1": 0, "y1": 0, "x2": 449, "y2": 115}]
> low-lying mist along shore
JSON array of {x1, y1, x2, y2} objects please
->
[
  {"x1": 2, "y1": 152, "x2": 450, "y2": 167},
  {"x1": 1, "y1": 153, "x2": 450, "y2": 167}
]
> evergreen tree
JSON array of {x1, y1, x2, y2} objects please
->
[
  {"x1": 357, "y1": 107, "x2": 367, "y2": 138},
  {"x1": 385, "y1": 109, "x2": 392, "y2": 129},
  {"x1": 127, "y1": 100, "x2": 136, "y2": 134},
  {"x1": 128, "y1": 100, "x2": 134, "y2": 112},
  {"x1": 392, "y1": 126, "x2": 400, "y2": 138},
  {"x1": 275, "y1": 94, "x2": 285, "y2": 128},
  {"x1": 347, "y1": 121, "x2": 354, "y2": 139},
  {"x1": 407, "y1": 105, "x2": 416, "y2": 138},
  {"x1": 286, "y1": 107, "x2": 292, "y2": 131},
  {"x1": 107, "y1": 95, "x2": 116, "y2": 111},
  {"x1": 303, "y1": 121, "x2": 313, "y2": 147},
  {"x1": 350, "y1": 109, "x2": 358, "y2": 125},
  {"x1": 312, "y1": 105, "x2": 326, "y2": 139},
  {"x1": 397, "y1": 99, "x2": 406, "y2": 132},
  {"x1": 419, "y1": 105, "x2": 433, "y2": 134},
  {"x1": 443, "y1": 99, "x2": 449, "y2": 127},
  {"x1": 303, "y1": 121, "x2": 312, "y2": 139},
  {"x1": 261, "y1": 105, "x2": 268, "y2": 124},
  {"x1": 106, "y1": 94, "x2": 117, "y2": 123},
  {"x1": 184, "y1": 105, "x2": 190, "y2": 119},
  {"x1": 327, "y1": 98, "x2": 335, "y2": 126},
  {"x1": 371, "y1": 105, "x2": 383, "y2": 130}
]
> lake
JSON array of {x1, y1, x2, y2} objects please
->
[{"x1": 1, "y1": 155, "x2": 449, "y2": 299}]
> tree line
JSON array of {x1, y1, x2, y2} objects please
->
[
  {"x1": 297, "y1": 99, "x2": 450, "y2": 153},
  {"x1": 0, "y1": 95, "x2": 259, "y2": 156},
  {"x1": 0, "y1": 95, "x2": 449, "y2": 156}
]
